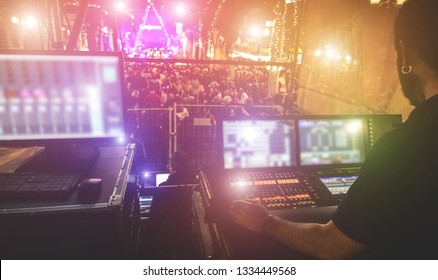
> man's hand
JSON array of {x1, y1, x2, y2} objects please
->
[{"x1": 230, "y1": 200, "x2": 271, "y2": 233}]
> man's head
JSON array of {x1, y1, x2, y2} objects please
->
[
  {"x1": 170, "y1": 151, "x2": 192, "y2": 173},
  {"x1": 394, "y1": 0, "x2": 438, "y2": 106}
]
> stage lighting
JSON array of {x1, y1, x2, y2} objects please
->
[
  {"x1": 175, "y1": 3, "x2": 186, "y2": 16},
  {"x1": 116, "y1": 1, "x2": 126, "y2": 12},
  {"x1": 11, "y1": 16, "x2": 20, "y2": 24},
  {"x1": 23, "y1": 16, "x2": 37, "y2": 28}
]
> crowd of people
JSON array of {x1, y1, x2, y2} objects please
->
[
  {"x1": 125, "y1": 61, "x2": 294, "y2": 169},
  {"x1": 124, "y1": 62, "x2": 293, "y2": 116}
]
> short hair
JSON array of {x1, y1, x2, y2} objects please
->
[
  {"x1": 170, "y1": 151, "x2": 192, "y2": 171},
  {"x1": 394, "y1": 0, "x2": 438, "y2": 71}
]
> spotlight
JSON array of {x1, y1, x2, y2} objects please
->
[
  {"x1": 116, "y1": 2, "x2": 126, "y2": 12},
  {"x1": 314, "y1": 49, "x2": 322, "y2": 57},
  {"x1": 347, "y1": 121, "x2": 362, "y2": 134},
  {"x1": 175, "y1": 3, "x2": 186, "y2": 16},
  {"x1": 11, "y1": 16, "x2": 20, "y2": 24},
  {"x1": 250, "y1": 26, "x2": 261, "y2": 37},
  {"x1": 24, "y1": 16, "x2": 37, "y2": 28},
  {"x1": 325, "y1": 48, "x2": 335, "y2": 59}
]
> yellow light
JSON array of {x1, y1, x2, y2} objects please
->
[
  {"x1": 326, "y1": 48, "x2": 335, "y2": 59},
  {"x1": 11, "y1": 16, "x2": 20, "y2": 24}
]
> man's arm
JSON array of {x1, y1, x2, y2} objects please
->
[{"x1": 231, "y1": 200, "x2": 365, "y2": 259}]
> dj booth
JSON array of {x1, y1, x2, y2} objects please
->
[{"x1": 0, "y1": 51, "x2": 405, "y2": 260}]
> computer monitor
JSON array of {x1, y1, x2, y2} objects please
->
[
  {"x1": 0, "y1": 51, "x2": 127, "y2": 147},
  {"x1": 297, "y1": 117, "x2": 366, "y2": 166},
  {"x1": 218, "y1": 117, "x2": 297, "y2": 170}
]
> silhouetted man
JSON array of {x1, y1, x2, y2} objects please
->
[{"x1": 231, "y1": 0, "x2": 438, "y2": 259}]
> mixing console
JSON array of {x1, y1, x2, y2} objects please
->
[{"x1": 227, "y1": 172, "x2": 329, "y2": 209}]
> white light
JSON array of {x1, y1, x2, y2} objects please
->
[
  {"x1": 243, "y1": 127, "x2": 257, "y2": 142},
  {"x1": 347, "y1": 121, "x2": 362, "y2": 134},
  {"x1": 24, "y1": 16, "x2": 37, "y2": 28},
  {"x1": 326, "y1": 48, "x2": 336, "y2": 59},
  {"x1": 143, "y1": 172, "x2": 150, "y2": 178},
  {"x1": 11, "y1": 16, "x2": 20, "y2": 24},
  {"x1": 345, "y1": 54, "x2": 352, "y2": 63},
  {"x1": 175, "y1": 3, "x2": 186, "y2": 16},
  {"x1": 265, "y1": 20, "x2": 275, "y2": 27},
  {"x1": 101, "y1": 26, "x2": 109, "y2": 33},
  {"x1": 117, "y1": 137, "x2": 125, "y2": 144},
  {"x1": 314, "y1": 49, "x2": 322, "y2": 57},
  {"x1": 369, "y1": 0, "x2": 380, "y2": 4},
  {"x1": 250, "y1": 26, "x2": 261, "y2": 37},
  {"x1": 116, "y1": 2, "x2": 126, "y2": 12},
  {"x1": 263, "y1": 28, "x2": 270, "y2": 37}
]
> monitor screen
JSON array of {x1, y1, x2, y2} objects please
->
[
  {"x1": 155, "y1": 173, "x2": 170, "y2": 186},
  {"x1": 319, "y1": 176, "x2": 358, "y2": 195},
  {"x1": 0, "y1": 52, "x2": 126, "y2": 144},
  {"x1": 221, "y1": 118, "x2": 297, "y2": 170},
  {"x1": 298, "y1": 118, "x2": 366, "y2": 166}
]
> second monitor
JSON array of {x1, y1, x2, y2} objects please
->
[{"x1": 297, "y1": 117, "x2": 367, "y2": 166}]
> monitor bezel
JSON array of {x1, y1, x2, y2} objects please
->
[
  {"x1": 216, "y1": 115, "x2": 299, "y2": 172},
  {"x1": 0, "y1": 50, "x2": 129, "y2": 148}
]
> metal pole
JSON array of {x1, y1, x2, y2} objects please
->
[
  {"x1": 66, "y1": 0, "x2": 89, "y2": 51},
  {"x1": 53, "y1": 0, "x2": 64, "y2": 49},
  {"x1": 173, "y1": 103, "x2": 177, "y2": 153},
  {"x1": 112, "y1": 12, "x2": 119, "y2": 51},
  {"x1": 168, "y1": 108, "x2": 172, "y2": 164},
  {"x1": 46, "y1": 0, "x2": 55, "y2": 49}
]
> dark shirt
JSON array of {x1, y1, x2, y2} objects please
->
[{"x1": 332, "y1": 94, "x2": 438, "y2": 259}]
